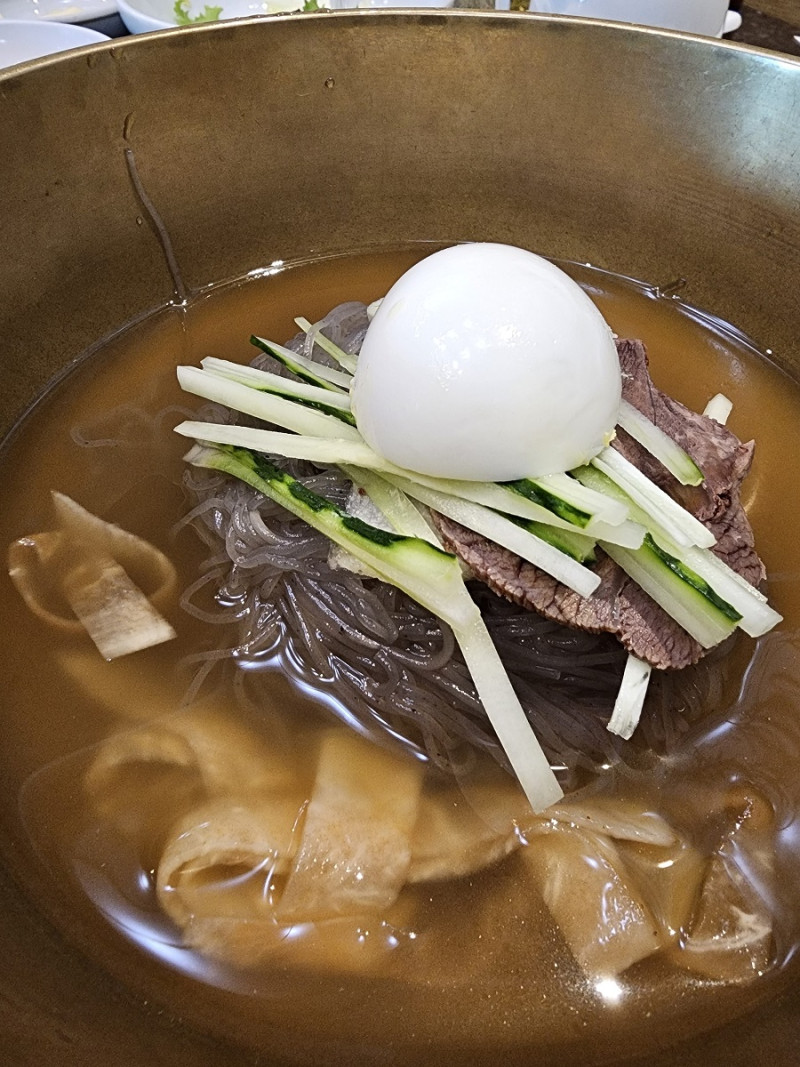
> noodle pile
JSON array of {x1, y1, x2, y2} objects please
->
[{"x1": 174, "y1": 303, "x2": 730, "y2": 789}]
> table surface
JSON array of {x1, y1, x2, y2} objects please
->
[
  {"x1": 80, "y1": 2, "x2": 800, "y2": 55},
  {"x1": 729, "y1": 1, "x2": 800, "y2": 54}
]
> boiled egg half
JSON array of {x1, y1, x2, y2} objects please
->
[{"x1": 350, "y1": 243, "x2": 621, "y2": 482}]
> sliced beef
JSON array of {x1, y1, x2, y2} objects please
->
[
  {"x1": 613, "y1": 340, "x2": 762, "y2": 589},
  {"x1": 433, "y1": 340, "x2": 765, "y2": 671}
]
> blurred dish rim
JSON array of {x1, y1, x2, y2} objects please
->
[
  {"x1": 0, "y1": 17, "x2": 109, "y2": 67},
  {"x1": 0, "y1": 0, "x2": 117, "y2": 24},
  {"x1": 117, "y1": 0, "x2": 454, "y2": 34},
  {"x1": 118, "y1": 0, "x2": 318, "y2": 34}
]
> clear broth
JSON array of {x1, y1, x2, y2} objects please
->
[{"x1": 1, "y1": 249, "x2": 799, "y2": 1065}]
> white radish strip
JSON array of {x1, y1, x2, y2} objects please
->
[
  {"x1": 573, "y1": 463, "x2": 777, "y2": 636},
  {"x1": 295, "y1": 317, "x2": 358, "y2": 374},
  {"x1": 616, "y1": 399, "x2": 704, "y2": 486},
  {"x1": 582, "y1": 518, "x2": 645, "y2": 548},
  {"x1": 177, "y1": 367, "x2": 362, "y2": 441},
  {"x1": 607, "y1": 655, "x2": 652, "y2": 740},
  {"x1": 591, "y1": 447, "x2": 716, "y2": 549},
  {"x1": 532, "y1": 471, "x2": 630, "y2": 526},
  {"x1": 175, "y1": 414, "x2": 635, "y2": 539},
  {"x1": 62, "y1": 555, "x2": 176, "y2": 661},
  {"x1": 250, "y1": 337, "x2": 353, "y2": 390},
  {"x1": 175, "y1": 422, "x2": 381, "y2": 467},
  {"x1": 703, "y1": 393, "x2": 733, "y2": 425},
  {"x1": 385, "y1": 473, "x2": 601, "y2": 598},
  {"x1": 341, "y1": 465, "x2": 444, "y2": 547},
  {"x1": 200, "y1": 358, "x2": 352, "y2": 411},
  {"x1": 453, "y1": 614, "x2": 564, "y2": 813}
]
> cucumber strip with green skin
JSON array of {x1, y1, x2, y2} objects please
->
[
  {"x1": 173, "y1": 415, "x2": 593, "y2": 527},
  {"x1": 504, "y1": 474, "x2": 634, "y2": 536},
  {"x1": 177, "y1": 367, "x2": 363, "y2": 441},
  {"x1": 607, "y1": 655, "x2": 652, "y2": 740},
  {"x1": 249, "y1": 337, "x2": 353, "y2": 392},
  {"x1": 185, "y1": 442, "x2": 477, "y2": 630},
  {"x1": 204, "y1": 355, "x2": 351, "y2": 401},
  {"x1": 616, "y1": 398, "x2": 704, "y2": 486},
  {"x1": 199, "y1": 360, "x2": 355, "y2": 426},
  {"x1": 173, "y1": 419, "x2": 585, "y2": 525},
  {"x1": 294, "y1": 317, "x2": 358, "y2": 375},
  {"x1": 340, "y1": 465, "x2": 444, "y2": 547},
  {"x1": 382, "y1": 473, "x2": 601, "y2": 598},
  {"x1": 186, "y1": 441, "x2": 563, "y2": 813},
  {"x1": 574, "y1": 463, "x2": 780, "y2": 636},
  {"x1": 528, "y1": 471, "x2": 630, "y2": 527},
  {"x1": 644, "y1": 534, "x2": 741, "y2": 622},
  {"x1": 600, "y1": 538, "x2": 738, "y2": 648},
  {"x1": 504, "y1": 515, "x2": 597, "y2": 563},
  {"x1": 177, "y1": 420, "x2": 598, "y2": 589},
  {"x1": 175, "y1": 414, "x2": 644, "y2": 547},
  {"x1": 502, "y1": 477, "x2": 593, "y2": 528},
  {"x1": 591, "y1": 446, "x2": 716, "y2": 549},
  {"x1": 644, "y1": 530, "x2": 781, "y2": 637},
  {"x1": 671, "y1": 547, "x2": 778, "y2": 637},
  {"x1": 575, "y1": 463, "x2": 692, "y2": 557}
]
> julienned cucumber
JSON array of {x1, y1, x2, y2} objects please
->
[
  {"x1": 616, "y1": 398, "x2": 704, "y2": 486},
  {"x1": 381, "y1": 471, "x2": 601, "y2": 598},
  {"x1": 177, "y1": 370, "x2": 643, "y2": 546},
  {"x1": 199, "y1": 358, "x2": 356, "y2": 426},
  {"x1": 600, "y1": 536, "x2": 739, "y2": 649},
  {"x1": 175, "y1": 420, "x2": 600, "y2": 592},
  {"x1": 294, "y1": 317, "x2": 359, "y2": 375},
  {"x1": 505, "y1": 515, "x2": 597, "y2": 564},
  {"x1": 185, "y1": 440, "x2": 565, "y2": 813},
  {"x1": 249, "y1": 336, "x2": 353, "y2": 392},
  {"x1": 185, "y1": 442, "x2": 476, "y2": 630},
  {"x1": 177, "y1": 366, "x2": 363, "y2": 442},
  {"x1": 502, "y1": 477, "x2": 592, "y2": 528},
  {"x1": 644, "y1": 534, "x2": 741, "y2": 622},
  {"x1": 574, "y1": 462, "x2": 781, "y2": 637}
]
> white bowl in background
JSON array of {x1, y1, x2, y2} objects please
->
[
  {"x1": 526, "y1": 0, "x2": 742, "y2": 38},
  {"x1": 118, "y1": 0, "x2": 452, "y2": 33},
  {"x1": 0, "y1": 0, "x2": 117, "y2": 23},
  {"x1": 0, "y1": 19, "x2": 108, "y2": 68},
  {"x1": 118, "y1": 0, "x2": 320, "y2": 33}
]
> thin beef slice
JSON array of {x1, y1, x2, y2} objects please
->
[{"x1": 433, "y1": 339, "x2": 765, "y2": 671}]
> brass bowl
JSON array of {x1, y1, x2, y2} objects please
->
[{"x1": 1, "y1": 12, "x2": 799, "y2": 1065}]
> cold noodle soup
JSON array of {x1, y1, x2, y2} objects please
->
[{"x1": 1, "y1": 249, "x2": 799, "y2": 1065}]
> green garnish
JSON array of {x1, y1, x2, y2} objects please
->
[
  {"x1": 502, "y1": 476, "x2": 593, "y2": 528},
  {"x1": 173, "y1": 0, "x2": 223, "y2": 24}
]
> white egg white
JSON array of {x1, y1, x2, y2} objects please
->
[{"x1": 350, "y1": 243, "x2": 621, "y2": 482}]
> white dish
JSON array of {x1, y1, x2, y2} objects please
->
[
  {"x1": 118, "y1": 0, "x2": 309, "y2": 33},
  {"x1": 0, "y1": 0, "x2": 117, "y2": 24},
  {"x1": 118, "y1": 0, "x2": 451, "y2": 34},
  {"x1": 526, "y1": 0, "x2": 742, "y2": 38},
  {"x1": 0, "y1": 17, "x2": 108, "y2": 66}
]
